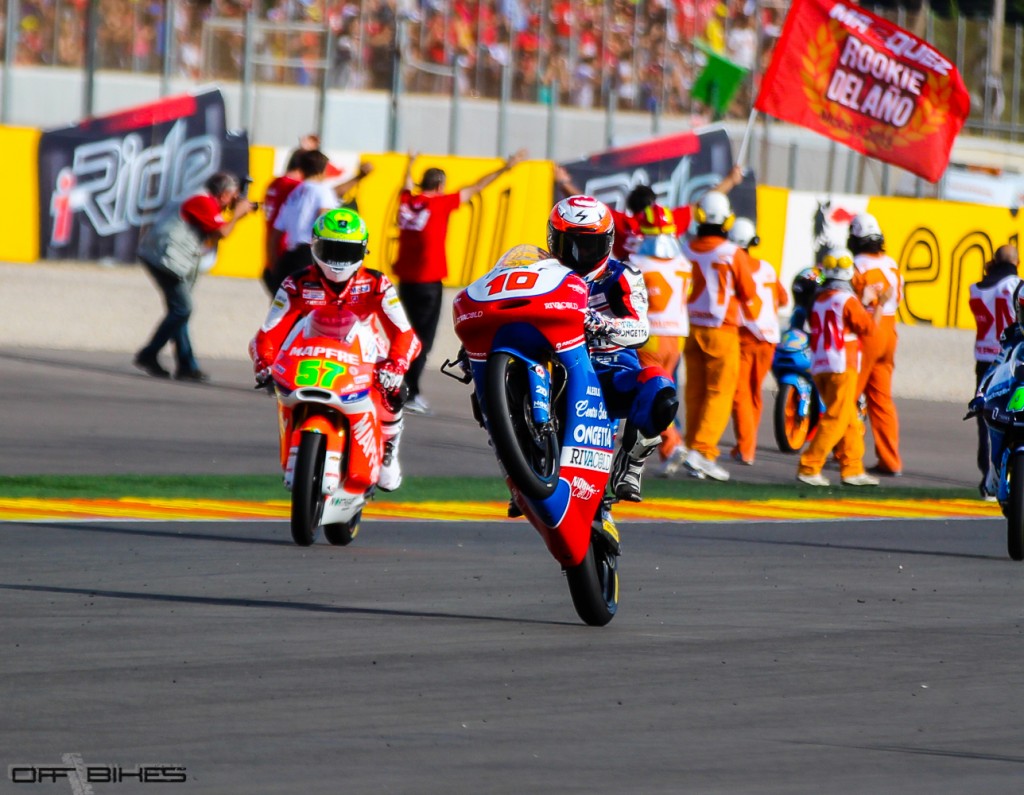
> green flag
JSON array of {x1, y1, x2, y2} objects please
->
[{"x1": 691, "y1": 43, "x2": 749, "y2": 117}]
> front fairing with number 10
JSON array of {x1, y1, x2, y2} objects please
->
[{"x1": 452, "y1": 245, "x2": 615, "y2": 567}]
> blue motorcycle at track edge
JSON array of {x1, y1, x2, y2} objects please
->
[
  {"x1": 771, "y1": 327, "x2": 822, "y2": 453},
  {"x1": 971, "y1": 346, "x2": 1024, "y2": 561}
]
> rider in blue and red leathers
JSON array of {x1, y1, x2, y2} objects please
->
[{"x1": 547, "y1": 195, "x2": 680, "y2": 504}]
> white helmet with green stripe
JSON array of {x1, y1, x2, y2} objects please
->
[{"x1": 311, "y1": 208, "x2": 369, "y2": 284}]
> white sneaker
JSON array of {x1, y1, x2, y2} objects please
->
[
  {"x1": 684, "y1": 449, "x2": 730, "y2": 482},
  {"x1": 797, "y1": 472, "x2": 831, "y2": 487},
  {"x1": 842, "y1": 472, "x2": 880, "y2": 487},
  {"x1": 404, "y1": 395, "x2": 432, "y2": 415},
  {"x1": 656, "y1": 445, "x2": 688, "y2": 478}
]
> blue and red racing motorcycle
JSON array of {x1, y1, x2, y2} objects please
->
[{"x1": 445, "y1": 244, "x2": 619, "y2": 626}]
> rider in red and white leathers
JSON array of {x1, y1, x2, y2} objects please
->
[{"x1": 250, "y1": 212, "x2": 421, "y2": 492}]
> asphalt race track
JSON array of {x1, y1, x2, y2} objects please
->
[{"x1": 3, "y1": 349, "x2": 1022, "y2": 793}]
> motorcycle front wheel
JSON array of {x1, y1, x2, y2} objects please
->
[
  {"x1": 291, "y1": 431, "x2": 326, "y2": 546},
  {"x1": 565, "y1": 541, "x2": 619, "y2": 626},
  {"x1": 324, "y1": 511, "x2": 361, "y2": 546},
  {"x1": 774, "y1": 381, "x2": 818, "y2": 453},
  {"x1": 1008, "y1": 451, "x2": 1024, "y2": 561},
  {"x1": 485, "y1": 352, "x2": 559, "y2": 500}
]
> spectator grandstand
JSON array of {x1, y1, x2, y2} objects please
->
[{"x1": 0, "y1": 0, "x2": 1020, "y2": 133}]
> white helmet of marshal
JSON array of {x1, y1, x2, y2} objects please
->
[
  {"x1": 695, "y1": 190, "x2": 735, "y2": 230},
  {"x1": 727, "y1": 217, "x2": 759, "y2": 248},
  {"x1": 849, "y1": 212, "x2": 883, "y2": 244},
  {"x1": 820, "y1": 247, "x2": 855, "y2": 281}
]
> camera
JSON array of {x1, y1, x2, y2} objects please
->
[{"x1": 237, "y1": 175, "x2": 258, "y2": 211}]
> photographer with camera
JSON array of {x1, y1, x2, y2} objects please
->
[{"x1": 134, "y1": 171, "x2": 254, "y2": 383}]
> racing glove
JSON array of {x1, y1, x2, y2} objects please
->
[
  {"x1": 254, "y1": 364, "x2": 274, "y2": 392},
  {"x1": 584, "y1": 308, "x2": 616, "y2": 343},
  {"x1": 375, "y1": 360, "x2": 406, "y2": 394}
]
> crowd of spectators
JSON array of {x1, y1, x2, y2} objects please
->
[{"x1": 0, "y1": 0, "x2": 787, "y2": 119}]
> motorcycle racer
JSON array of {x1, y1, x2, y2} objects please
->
[
  {"x1": 972, "y1": 278, "x2": 1024, "y2": 497},
  {"x1": 548, "y1": 195, "x2": 680, "y2": 504},
  {"x1": 250, "y1": 208, "x2": 422, "y2": 492}
]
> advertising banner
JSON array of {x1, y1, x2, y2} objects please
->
[
  {"x1": 558, "y1": 126, "x2": 757, "y2": 223},
  {"x1": 755, "y1": 0, "x2": 969, "y2": 182},
  {"x1": 37, "y1": 89, "x2": 249, "y2": 263},
  {"x1": 777, "y1": 189, "x2": 1024, "y2": 328}
]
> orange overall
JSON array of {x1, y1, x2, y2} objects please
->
[
  {"x1": 853, "y1": 254, "x2": 902, "y2": 473},
  {"x1": 682, "y1": 235, "x2": 757, "y2": 462},
  {"x1": 798, "y1": 288, "x2": 875, "y2": 479},
  {"x1": 731, "y1": 331, "x2": 776, "y2": 463},
  {"x1": 731, "y1": 259, "x2": 788, "y2": 463}
]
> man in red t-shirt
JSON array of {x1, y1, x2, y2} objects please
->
[
  {"x1": 391, "y1": 149, "x2": 526, "y2": 413},
  {"x1": 261, "y1": 148, "x2": 305, "y2": 292}
]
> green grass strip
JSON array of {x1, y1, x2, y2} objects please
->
[{"x1": 0, "y1": 475, "x2": 976, "y2": 503}]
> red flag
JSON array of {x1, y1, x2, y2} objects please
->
[{"x1": 754, "y1": 0, "x2": 970, "y2": 182}]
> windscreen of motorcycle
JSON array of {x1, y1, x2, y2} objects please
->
[{"x1": 453, "y1": 248, "x2": 588, "y2": 360}]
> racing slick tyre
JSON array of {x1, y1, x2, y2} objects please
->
[
  {"x1": 774, "y1": 380, "x2": 818, "y2": 453},
  {"x1": 291, "y1": 431, "x2": 326, "y2": 546},
  {"x1": 324, "y1": 511, "x2": 361, "y2": 546},
  {"x1": 1008, "y1": 450, "x2": 1024, "y2": 561},
  {"x1": 486, "y1": 352, "x2": 559, "y2": 500},
  {"x1": 565, "y1": 541, "x2": 618, "y2": 627}
]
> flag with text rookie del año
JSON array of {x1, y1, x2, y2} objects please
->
[{"x1": 754, "y1": 0, "x2": 969, "y2": 182}]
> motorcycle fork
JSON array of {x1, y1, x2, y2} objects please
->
[
  {"x1": 288, "y1": 409, "x2": 347, "y2": 495},
  {"x1": 796, "y1": 378, "x2": 813, "y2": 418},
  {"x1": 526, "y1": 362, "x2": 553, "y2": 425}
]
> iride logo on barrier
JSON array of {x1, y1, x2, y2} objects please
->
[{"x1": 48, "y1": 119, "x2": 219, "y2": 247}]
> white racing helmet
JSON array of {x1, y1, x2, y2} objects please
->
[{"x1": 727, "y1": 217, "x2": 759, "y2": 248}]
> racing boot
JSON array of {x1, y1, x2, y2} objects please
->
[
  {"x1": 378, "y1": 416, "x2": 404, "y2": 492},
  {"x1": 609, "y1": 422, "x2": 660, "y2": 503}
]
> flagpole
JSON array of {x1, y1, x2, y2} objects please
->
[{"x1": 737, "y1": 108, "x2": 758, "y2": 169}]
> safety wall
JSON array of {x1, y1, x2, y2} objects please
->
[{"x1": 2, "y1": 120, "x2": 1019, "y2": 332}]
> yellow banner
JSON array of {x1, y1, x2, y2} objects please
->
[
  {"x1": 214, "y1": 151, "x2": 555, "y2": 284},
  {"x1": 750, "y1": 185, "x2": 788, "y2": 276},
  {"x1": 345, "y1": 153, "x2": 554, "y2": 285},
  {"x1": 866, "y1": 197, "x2": 1024, "y2": 329},
  {"x1": 210, "y1": 144, "x2": 277, "y2": 279},
  {"x1": 0, "y1": 126, "x2": 41, "y2": 263}
]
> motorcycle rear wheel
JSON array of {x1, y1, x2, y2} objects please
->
[
  {"x1": 1008, "y1": 451, "x2": 1024, "y2": 561},
  {"x1": 324, "y1": 511, "x2": 361, "y2": 546},
  {"x1": 565, "y1": 540, "x2": 619, "y2": 626},
  {"x1": 486, "y1": 352, "x2": 559, "y2": 500},
  {"x1": 774, "y1": 381, "x2": 818, "y2": 453},
  {"x1": 291, "y1": 431, "x2": 326, "y2": 546}
]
